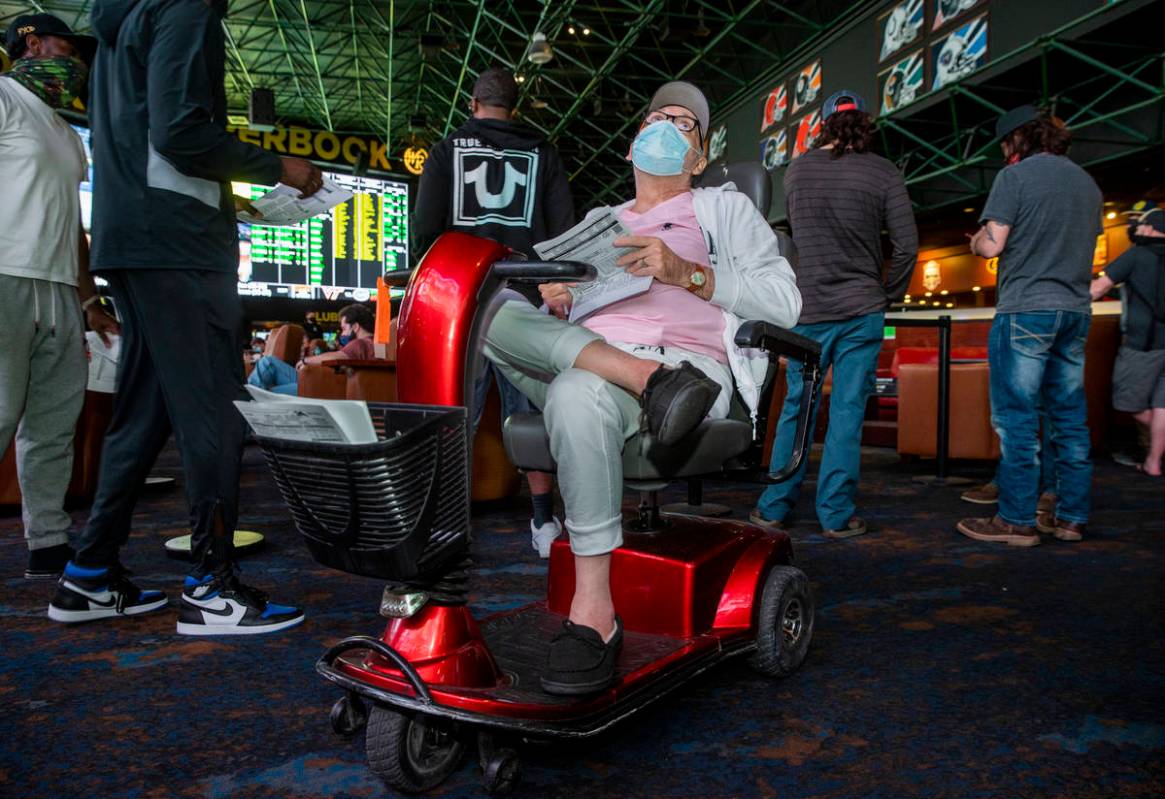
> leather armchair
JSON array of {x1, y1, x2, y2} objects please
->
[{"x1": 897, "y1": 362, "x2": 999, "y2": 460}]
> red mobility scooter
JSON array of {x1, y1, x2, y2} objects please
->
[{"x1": 254, "y1": 163, "x2": 822, "y2": 795}]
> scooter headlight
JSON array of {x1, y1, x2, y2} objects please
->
[{"x1": 379, "y1": 589, "x2": 430, "y2": 618}]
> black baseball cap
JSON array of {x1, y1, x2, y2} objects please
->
[
  {"x1": 823, "y1": 90, "x2": 867, "y2": 119},
  {"x1": 995, "y1": 104, "x2": 1042, "y2": 141},
  {"x1": 4, "y1": 14, "x2": 97, "y2": 65},
  {"x1": 1139, "y1": 208, "x2": 1165, "y2": 235}
]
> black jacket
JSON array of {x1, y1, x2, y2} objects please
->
[
  {"x1": 414, "y1": 117, "x2": 574, "y2": 302},
  {"x1": 88, "y1": 0, "x2": 282, "y2": 273}
]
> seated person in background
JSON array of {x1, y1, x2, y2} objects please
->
[
  {"x1": 247, "y1": 303, "x2": 376, "y2": 394},
  {"x1": 303, "y1": 310, "x2": 324, "y2": 340},
  {"x1": 1090, "y1": 208, "x2": 1165, "y2": 477},
  {"x1": 483, "y1": 81, "x2": 801, "y2": 695}
]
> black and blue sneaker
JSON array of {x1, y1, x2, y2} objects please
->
[
  {"x1": 176, "y1": 569, "x2": 304, "y2": 636},
  {"x1": 47, "y1": 562, "x2": 168, "y2": 623}
]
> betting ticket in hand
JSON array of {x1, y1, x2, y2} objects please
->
[
  {"x1": 533, "y1": 208, "x2": 652, "y2": 322},
  {"x1": 237, "y1": 178, "x2": 353, "y2": 225}
]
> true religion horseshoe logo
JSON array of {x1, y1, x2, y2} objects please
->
[{"x1": 463, "y1": 162, "x2": 528, "y2": 209}]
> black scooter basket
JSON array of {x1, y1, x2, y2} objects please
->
[{"x1": 254, "y1": 403, "x2": 470, "y2": 581}]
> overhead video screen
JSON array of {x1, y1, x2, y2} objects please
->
[
  {"x1": 72, "y1": 125, "x2": 408, "y2": 303},
  {"x1": 234, "y1": 173, "x2": 409, "y2": 302}
]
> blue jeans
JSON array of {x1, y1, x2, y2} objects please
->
[
  {"x1": 247, "y1": 355, "x2": 298, "y2": 396},
  {"x1": 471, "y1": 358, "x2": 535, "y2": 433},
  {"x1": 993, "y1": 420, "x2": 1057, "y2": 495},
  {"x1": 989, "y1": 311, "x2": 1092, "y2": 526},
  {"x1": 758, "y1": 312, "x2": 884, "y2": 530}
]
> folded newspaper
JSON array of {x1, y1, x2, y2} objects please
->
[
  {"x1": 236, "y1": 386, "x2": 378, "y2": 444},
  {"x1": 533, "y1": 208, "x2": 652, "y2": 322},
  {"x1": 237, "y1": 178, "x2": 353, "y2": 226}
]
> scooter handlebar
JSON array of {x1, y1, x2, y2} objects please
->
[
  {"x1": 491, "y1": 260, "x2": 597, "y2": 283},
  {"x1": 382, "y1": 261, "x2": 596, "y2": 290}
]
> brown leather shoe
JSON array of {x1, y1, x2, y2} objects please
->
[
  {"x1": 823, "y1": 517, "x2": 867, "y2": 539},
  {"x1": 1052, "y1": 519, "x2": 1085, "y2": 542},
  {"x1": 1036, "y1": 512, "x2": 1084, "y2": 541},
  {"x1": 749, "y1": 509, "x2": 786, "y2": 532},
  {"x1": 960, "y1": 482, "x2": 999, "y2": 504},
  {"x1": 1037, "y1": 492, "x2": 1057, "y2": 514},
  {"x1": 956, "y1": 515, "x2": 1040, "y2": 547}
]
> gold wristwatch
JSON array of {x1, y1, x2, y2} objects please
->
[{"x1": 685, "y1": 265, "x2": 708, "y2": 294}]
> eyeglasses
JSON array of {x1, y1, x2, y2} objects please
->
[{"x1": 643, "y1": 110, "x2": 700, "y2": 135}]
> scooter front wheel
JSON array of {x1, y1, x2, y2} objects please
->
[
  {"x1": 749, "y1": 565, "x2": 814, "y2": 678},
  {"x1": 365, "y1": 705, "x2": 465, "y2": 793}
]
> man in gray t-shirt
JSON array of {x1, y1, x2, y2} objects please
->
[
  {"x1": 980, "y1": 152, "x2": 1101, "y2": 314},
  {"x1": 957, "y1": 105, "x2": 1101, "y2": 548}
]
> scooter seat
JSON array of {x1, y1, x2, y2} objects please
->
[{"x1": 503, "y1": 413, "x2": 753, "y2": 480}]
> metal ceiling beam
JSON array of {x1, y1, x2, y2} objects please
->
[
  {"x1": 263, "y1": 0, "x2": 315, "y2": 124},
  {"x1": 574, "y1": 0, "x2": 766, "y2": 201},
  {"x1": 296, "y1": 0, "x2": 334, "y2": 130},
  {"x1": 442, "y1": 0, "x2": 488, "y2": 136},
  {"x1": 549, "y1": 0, "x2": 667, "y2": 139}
]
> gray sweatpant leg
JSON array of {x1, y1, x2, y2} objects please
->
[
  {"x1": 483, "y1": 298, "x2": 733, "y2": 556},
  {"x1": 0, "y1": 275, "x2": 86, "y2": 551}
]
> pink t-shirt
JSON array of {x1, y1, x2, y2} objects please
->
[{"x1": 581, "y1": 192, "x2": 727, "y2": 363}]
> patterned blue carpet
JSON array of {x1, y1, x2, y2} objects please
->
[{"x1": 2, "y1": 444, "x2": 1163, "y2": 798}]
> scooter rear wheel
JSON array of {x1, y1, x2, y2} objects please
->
[
  {"x1": 365, "y1": 705, "x2": 465, "y2": 793},
  {"x1": 749, "y1": 565, "x2": 814, "y2": 678}
]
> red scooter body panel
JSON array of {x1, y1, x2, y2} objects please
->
[
  {"x1": 374, "y1": 232, "x2": 506, "y2": 686},
  {"x1": 371, "y1": 605, "x2": 502, "y2": 688},
  {"x1": 396, "y1": 232, "x2": 509, "y2": 407},
  {"x1": 547, "y1": 514, "x2": 785, "y2": 638}
]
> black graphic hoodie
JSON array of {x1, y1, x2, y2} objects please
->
[
  {"x1": 415, "y1": 117, "x2": 575, "y2": 302},
  {"x1": 88, "y1": 0, "x2": 282, "y2": 273}
]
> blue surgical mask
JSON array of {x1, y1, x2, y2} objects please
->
[
  {"x1": 631, "y1": 120, "x2": 693, "y2": 176},
  {"x1": 338, "y1": 334, "x2": 352, "y2": 346}
]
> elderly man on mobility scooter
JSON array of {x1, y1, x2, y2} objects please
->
[{"x1": 481, "y1": 81, "x2": 802, "y2": 695}]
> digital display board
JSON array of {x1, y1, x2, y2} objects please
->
[
  {"x1": 234, "y1": 173, "x2": 409, "y2": 302},
  {"x1": 72, "y1": 125, "x2": 409, "y2": 303}
]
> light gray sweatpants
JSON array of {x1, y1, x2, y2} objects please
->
[
  {"x1": 483, "y1": 297, "x2": 732, "y2": 556},
  {"x1": 0, "y1": 274, "x2": 86, "y2": 551}
]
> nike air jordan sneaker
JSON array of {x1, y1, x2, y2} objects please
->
[
  {"x1": 47, "y1": 562, "x2": 169, "y2": 622},
  {"x1": 176, "y1": 569, "x2": 304, "y2": 636}
]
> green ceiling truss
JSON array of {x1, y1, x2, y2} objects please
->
[
  {"x1": 1, "y1": 0, "x2": 861, "y2": 202},
  {"x1": 8, "y1": 0, "x2": 1152, "y2": 214}
]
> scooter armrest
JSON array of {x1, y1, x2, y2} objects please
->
[
  {"x1": 734, "y1": 321, "x2": 823, "y2": 483},
  {"x1": 734, "y1": 321, "x2": 822, "y2": 365},
  {"x1": 491, "y1": 260, "x2": 597, "y2": 283}
]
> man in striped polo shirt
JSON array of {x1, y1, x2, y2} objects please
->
[{"x1": 753, "y1": 90, "x2": 918, "y2": 538}]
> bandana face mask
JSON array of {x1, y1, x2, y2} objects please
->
[
  {"x1": 631, "y1": 120, "x2": 694, "y2": 176},
  {"x1": 6, "y1": 55, "x2": 88, "y2": 109}
]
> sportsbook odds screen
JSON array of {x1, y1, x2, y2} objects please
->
[{"x1": 233, "y1": 174, "x2": 409, "y2": 302}]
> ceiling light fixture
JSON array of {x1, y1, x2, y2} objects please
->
[{"x1": 526, "y1": 32, "x2": 553, "y2": 65}]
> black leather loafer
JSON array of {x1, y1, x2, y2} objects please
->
[
  {"x1": 641, "y1": 361, "x2": 721, "y2": 445},
  {"x1": 540, "y1": 617, "x2": 624, "y2": 696}
]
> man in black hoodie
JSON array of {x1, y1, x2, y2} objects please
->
[
  {"x1": 49, "y1": 0, "x2": 321, "y2": 635},
  {"x1": 415, "y1": 67, "x2": 575, "y2": 558},
  {"x1": 1090, "y1": 208, "x2": 1165, "y2": 477}
]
